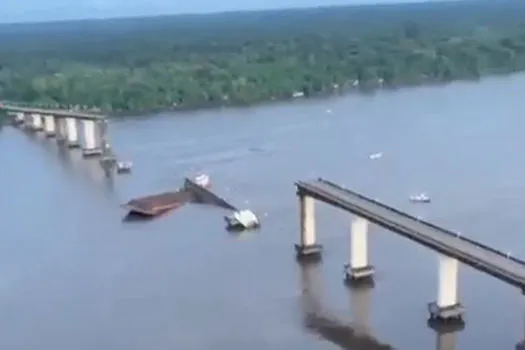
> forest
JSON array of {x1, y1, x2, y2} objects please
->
[{"x1": 1, "y1": 0, "x2": 525, "y2": 113}]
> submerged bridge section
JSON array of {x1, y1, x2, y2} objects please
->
[
  {"x1": 294, "y1": 178, "x2": 525, "y2": 325},
  {"x1": 1, "y1": 103, "x2": 117, "y2": 171}
]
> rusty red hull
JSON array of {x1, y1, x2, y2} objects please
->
[
  {"x1": 123, "y1": 190, "x2": 193, "y2": 217},
  {"x1": 123, "y1": 177, "x2": 237, "y2": 218}
]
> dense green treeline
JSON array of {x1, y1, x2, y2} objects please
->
[{"x1": 1, "y1": 0, "x2": 525, "y2": 112}]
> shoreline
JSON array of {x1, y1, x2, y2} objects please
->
[
  {"x1": 87, "y1": 75, "x2": 488, "y2": 118},
  {"x1": 5, "y1": 70, "x2": 520, "y2": 119},
  {"x1": 55, "y1": 77, "x2": 484, "y2": 118}
]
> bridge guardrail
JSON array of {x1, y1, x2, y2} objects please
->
[{"x1": 301, "y1": 178, "x2": 525, "y2": 267}]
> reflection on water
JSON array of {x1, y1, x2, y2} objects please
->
[
  {"x1": 298, "y1": 262, "x2": 393, "y2": 350},
  {"x1": 434, "y1": 329, "x2": 460, "y2": 350}
]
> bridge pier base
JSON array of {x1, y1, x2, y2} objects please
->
[
  {"x1": 43, "y1": 115, "x2": 56, "y2": 137},
  {"x1": 82, "y1": 120, "x2": 103, "y2": 157},
  {"x1": 345, "y1": 217, "x2": 374, "y2": 285},
  {"x1": 65, "y1": 118, "x2": 80, "y2": 148},
  {"x1": 295, "y1": 195, "x2": 323, "y2": 260},
  {"x1": 30, "y1": 113, "x2": 43, "y2": 132},
  {"x1": 428, "y1": 254, "x2": 465, "y2": 323}
]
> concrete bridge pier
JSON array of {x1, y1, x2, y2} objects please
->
[
  {"x1": 43, "y1": 115, "x2": 56, "y2": 137},
  {"x1": 345, "y1": 217, "x2": 374, "y2": 284},
  {"x1": 82, "y1": 120, "x2": 103, "y2": 157},
  {"x1": 295, "y1": 195, "x2": 323, "y2": 260},
  {"x1": 23, "y1": 113, "x2": 33, "y2": 129},
  {"x1": 14, "y1": 112, "x2": 25, "y2": 125},
  {"x1": 428, "y1": 254, "x2": 465, "y2": 324},
  {"x1": 65, "y1": 117, "x2": 80, "y2": 148},
  {"x1": 55, "y1": 118, "x2": 67, "y2": 143},
  {"x1": 30, "y1": 113, "x2": 43, "y2": 132}
]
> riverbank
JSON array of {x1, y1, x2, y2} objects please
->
[{"x1": 1, "y1": 1, "x2": 524, "y2": 114}]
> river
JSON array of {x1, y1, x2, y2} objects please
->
[{"x1": 1, "y1": 73, "x2": 525, "y2": 350}]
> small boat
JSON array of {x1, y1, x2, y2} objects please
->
[
  {"x1": 116, "y1": 161, "x2": 133, "y2": 173},
  {"x1": 369, "y1": 152, "x2": 383, "y2": 160},
  {"x1": 410, "y1": 193, "x2": 431, "y2": 203},
  {"x1": 194, "y1": 173, "x2": 210, "y2": 188},
  {"x1": 224, "y1": 210, "x2": 260, "y2": 231}
]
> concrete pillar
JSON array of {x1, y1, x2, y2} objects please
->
[
  {"x1": 428, "y1": 254, "x2": 464, "y2": 322},
  {"x1": 23, "y1": 113, "x2": 32, "y2": 129},
  {"x1": 82, "y1": 120, "x2": 102, "y2": 157},
  {"x1": 43, "y1": 115, "x2": 56, "y2": 137},
  {"x1": 295, "y1": 195, "x2": 323, "y2": 258},
  {"x1": 30, "y1": 113, "x2": 43, "y2": 131},
  {"x1": 65, "y1": 117, "x2": 80, "y2": 148},
  {"x1": 14, "y1": 112, "x2": 24, "y2": 124},
  {"x1": 345, "y1": 217, "x2": 374, "y2": 283},
  {"x1": 55, "y1": 118, "x2": 66, "y2": 143}
]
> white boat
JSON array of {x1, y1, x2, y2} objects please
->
[
  {"x1": 409, "y1": 193, "x2": 431, "y2": 203},
  {"x1": 194, "y1": 173, "x2": 211, "y2": 188},
  {"x1": 369, "y1": 152, "x2": 383, "y2": 160},
  {"x1": 116, "y1": 161, "x2": 133, "y2": 173},
  {"x1": 224, "y1": 209, "x2": 260, "y2": 231}
]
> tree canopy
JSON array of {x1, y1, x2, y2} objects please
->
[{"x1": 1, "y1": 0, "x2": 525, "y2": 112}]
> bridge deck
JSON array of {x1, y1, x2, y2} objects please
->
[
  {"x1": 1, "y1": 105, "x2": 104, "y2": 120},
  {"x1": 296, "y1": 178, "x2": 525, "y2": 289}
]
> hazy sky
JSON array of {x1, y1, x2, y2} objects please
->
[{"x1": 3, "y1": 0, "x2": 437, "y2": 23}]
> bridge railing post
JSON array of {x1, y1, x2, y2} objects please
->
[
  {"x1": 65, "y1": 117, "x2": 80, "y2": 148},
  {"x1": 345, "y1": 217, "x2": 374, "y2": 285},
  {"x1": 295, "y1": 194, "x2": 323, "y2": 260},
  {"x1": 428, "y1": 254, "x2": 465, "y2": 324}
]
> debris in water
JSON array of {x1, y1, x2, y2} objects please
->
[
  {"x1": 116, "y1": 161, "x2": 133, "y2": 174},
  {"x1": 225, "y1": 209, "x2": 260, "y2": 231}
]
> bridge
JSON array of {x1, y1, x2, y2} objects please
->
[
  {"x1": 1, "y1": 103, "x2": 117, "y2": 170},
  {"x1": 294, "y1": 178, "x2": 525, "y2": 324}
]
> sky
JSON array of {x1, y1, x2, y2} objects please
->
[{"x1": 2, "y1": 0, "x2": 441, "y2": 23}]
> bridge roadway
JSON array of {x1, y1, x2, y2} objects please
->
[
  {"x1": 0, "y1": 103, "x2": 104, "y2": 121},
  {"x1": 296, "y1": 178, "x2": 525, "y2": 290}
]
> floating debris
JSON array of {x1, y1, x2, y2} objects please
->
[
  {"x1": 225, "y1": 209, "x2": 260, "y2": 231},
  {"x1": 116, "y1": 161, "x2": 133, "y2": 174}
]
